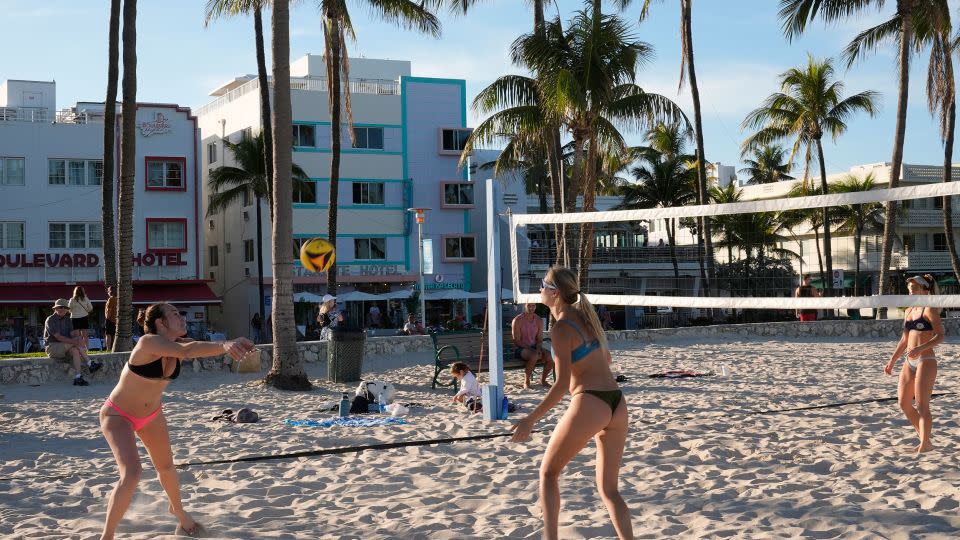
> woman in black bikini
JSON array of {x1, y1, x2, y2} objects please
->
[
  {"x1": 99, "y1": 303, "x2": 254, "y2": 539},
  {"x1": 511, "y1": 266, "x2": 632, "y2": 539},
  {"x1": 884, "y1": 274, "x2": 944, "y2": 453}
]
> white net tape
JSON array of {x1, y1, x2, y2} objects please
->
[{"x1": 509, "y1": 181, "x2": 960, "y2": 310}]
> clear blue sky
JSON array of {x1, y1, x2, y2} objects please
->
[{"x1": 2, "y1": 0, "x2": 958, "y2": 179}]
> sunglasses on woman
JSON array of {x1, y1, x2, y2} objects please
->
[{"x1": 540, "y1": 278, "x2": 557, "y2": 290}]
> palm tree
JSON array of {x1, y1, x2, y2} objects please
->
[
  {"x1": 833, "y1": 173, "x2": 886, "y2": 295},
  {"x1": 742, "y1": 55, "x2": 879, "y2": 296},
  {"x1": 205, "y1": 135, "x2": 310, "y2": 273},
  {"x1": 617, "y1": 148, "x2": 697, "y2": 288},
  {"x1": 318, "y1": 0, "x2": 440, "y2": 296},
  {"x1": 739, "y1": 145, "x2": 795, "y2": 185},
  {"x1": 204, "y1": 0, "x2": 276, "y2": 324},
  {"x1": 264, "y1": 0, "x2": 311, "y2": 390},
  {"x1": 101, "y1": 0, "x2": 120, "y2": 322},
  {"x1": 114, "y1": 0, "x2": 138, "y2": 352},
  {"x1": 518, "y1": 9, "x2": 688, "y2": 288},
  {"x1": 922, "y1": 9, "x2": 960, "y2": 282},
  {"x1": 778, "y1": 0, "x2": 947, "y2": 295},
  {"x1": 709, "y1": 182, "x2": 741, "y2": 265},
  {"x1": 786, "y1": 181, "x2": 827, "y2": 286}
]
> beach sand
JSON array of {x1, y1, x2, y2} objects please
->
[{"x1": 1, "y1": 336, "x2": 959, "y2": 539}]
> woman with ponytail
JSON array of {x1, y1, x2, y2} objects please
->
[
  {"x1": 99, "y1": 303, "x2": 254, "y2": 538},
  {"x1": 885, "y1": 274, "x2": 944, "y2": 453},
  {"x1": 511, "y1": 266, "x2": 632, "y2": 539}
]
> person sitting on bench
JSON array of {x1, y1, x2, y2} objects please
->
[{"x1": 512, "y1": 303, "x2": 554, "y2": 388}]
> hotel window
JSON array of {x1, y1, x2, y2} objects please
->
[
  {"x1": 208, "y1": 245, "x2": 219, "y2": 267},
  {"x1": 1, "y1": 157, "x2": 25, "y2": 185},
  {"x1": 293, "y1": 124, "x2": 315, "y2": 147},
  {"x1": 902, "y1": 234, "x2": 915, "y2": 252},
  {"x1": 293, "y1": 180, "x2": 317, "y2": 204},
  {"x1": 352, "y1": 127, "x2": 384, "y2": 150},
  {"x1": 352, "y1": 182, "x2": 384, "y2": 205},
  {"x1": 354, "y1": 238, "x2": 386, "y2": 260},
  {"x1": 440, "y1": 128, "x2": 472, "y2": 154},
  {"x1": 443, "y1": 235, "x2": 477, "y2": 261},
  {"x1": 934, "y1": 233, "x2": 948, "y2": 251},
  {"x1": 146, "y1": 158, "x2": 185, "y2": 190},
  {"x1": 934, "y1": 197, "x2": 944, "y2": 210},
  {"x1": 48, "y1": 159, "x2": 66, "y2": 185},
  {"x1": 244, "y1": 239, "x2": 255, "y2": 262},
  {"x1": 441, "y1": 182, "x2": 475, "y2": 208},
  {"x1": 207, "y1": 142, "x2": 218, "y2": 164},
  {"x1": 146, "y1": 220, "x2": 186, "y2": 251},
  {"x1": 0, "y1": 222, "x2": 25, "y2": 249},
  {"x1": 49, "y1": 222, "x2": 101, "y2": 249},
  {"x1": 90, "y1": 160, "x2": 103, "y2": 185},
  {"x1": 242, "y1": 187, "x2": 253, "y2": 207},
  {"x1": 292, "y1": 237, "x2": 308, "y2": 259}
]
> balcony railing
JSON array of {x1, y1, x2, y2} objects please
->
[
  {"x1": 897, "y1": 208, "x2": 960, "y2": 227},
  {"x1": 197, "y1": 76, "x2": 401, "y2": 117},
  {"x1": 860, "y1": 251, "x2": 957, "y2": 270},
  {"x1": 0, "y1": 106, "x2": 49, "y2": 123},
  {"x1": 529, "y1": 246, "x2": 703, "y2": 266}
]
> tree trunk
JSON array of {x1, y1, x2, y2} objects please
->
[
  {"x1": 667, "y1": 220, "x2": 679, "y2": 292},
  {"x1": 816, "y1": 139, "x2": 833, "y2": 298},
  {"x1": 942, "y1": 88, "x2": 960, "y2": 282},
  {"x1": 102, "y1": 0, "x2": 120, "y2": 313},
  {"x1": 681, "y1": 0, "x2": 714, "y2": 297},
  {"x1": 814, "y1": 226, "x2": 824, "y2": 286},
  {"x1": 114, "y1": 0, "x2": 137, "y2": 353},
  {"x1": 853, "y1": 227, "x2": 862, "y2": 296},
  {"x1": 879, "y1": 0, "x2": 914, "y2": 298},
  {"x1": 325, "y1": 16, "x2": 343, "y2": 296},
  {"x1": 254, "y1": 5, "x2": 272, "y2": 328},
  {"x1": 576, "y1": 136, "x2": 599, "y2": 290},
  {"x1": 550, "y1": 129, "x2": 567, "y2": 267},
  {"x1": 264, "y1": 0, "x2": 312, "y2": 390}
]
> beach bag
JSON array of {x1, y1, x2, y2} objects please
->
[
  {"x1": 349, "y1": 393, "x2": 372, "y2": 414},
  {"x1": 236, "y1": 349, "x2": 262, "y2": 373},
  {"x1": 356, "y1": 379, "x2": 396, "y2": 403}
]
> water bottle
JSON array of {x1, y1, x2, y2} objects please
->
[
  {"x1": 378, "y1": 391, "x2": 386, "y2": 413},
  {"x1": 500, "y1": 396, "x2": 509, "y2": 420},
  {"x1": 339, "y1": 393, "x2": 350, "y2": 418}
]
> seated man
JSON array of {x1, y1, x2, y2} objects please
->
[
  {"x1": 402, "y1": 313, "x2": 424, "y2": 335},
  {"x1": 511, "y1": 303, "x2": 553, "y2": 388},
  {"x1": 44, "y1": 298, "x2": 101, "y2": 386}
]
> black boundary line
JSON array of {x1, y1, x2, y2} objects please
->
[{"x1": 1, "y1": 392, "x2": 953, "y2": 483}]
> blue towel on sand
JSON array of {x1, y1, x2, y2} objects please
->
[{"x1": 284, "y1": 416, "x2": 409, "y2": 428}]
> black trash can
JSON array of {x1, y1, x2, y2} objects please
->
[{"x1": 327, "y1": 327, "x2": 365, "y2": 383}]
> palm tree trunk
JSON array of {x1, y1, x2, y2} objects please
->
[
  {"x1": 114, "y1": 0, "x2": 137, "y2": 353},
  {"x1": 681, "y1": 0, "x2": 714, "y2": 297},
  {"x1": 576, "y1": 136, "x2": 599, "y2": 290},
  {"x1": 325, "y1": 15, "x2": 343, "y2": 296},
  {"x1": 537, "y1": 174, "x2": 548, "y2": 213},
  {"x1": 814, "y1": 226, "x2": 824, "y2": 285},
  {"x1": 265, "y1": 0, "x2": 311, "y2": 390},
  {"x1": 533, "y1": 0, "x2": 544, "y2": 34},
  {"x1": 549, "y1": 129, "x2": 567, "y2": 267},
  {"x1": 942, "y1": 92, "x2": 960, "y2": 281},
  {"x1": 254, "y1": 5, "x2": 272, "y2": 331},
  {"x1": 667, "y1": 221, "x2": 680, "y2": 292},
  {"x1": 102, "y1": 0, "x2": 120, "y2": 313},
  {"x1": 853, "y1": 227, "x2": 862, "y2": 296},
  {"x1": 815, "y1": 139, "x2": 833, "y2": 299},
  {"x1": 879, "y1": 0, "x2": 914, "y2": 298}
]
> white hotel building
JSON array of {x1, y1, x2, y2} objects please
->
[
  {"x1": 0, "y1": 79, "x2": 218, "y2": 348},
  {"x1": 197, "y1": 56, "x2": 475, "y2": 338}
]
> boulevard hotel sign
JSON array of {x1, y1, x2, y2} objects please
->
[{"x1": 0, "y1": 252, "x2": 188, "y2": 268}]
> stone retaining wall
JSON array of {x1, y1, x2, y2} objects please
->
[{"x1": 2, "y1": 319, "x2": 955, "y2": 386}]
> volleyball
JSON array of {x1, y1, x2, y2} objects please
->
[{"x1": 299, "y1": 237, "x2": 336, "y2": 273}]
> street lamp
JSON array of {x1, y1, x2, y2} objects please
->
[{"x1": 407, "y1": 207, "x2": 431, "y2": 328}]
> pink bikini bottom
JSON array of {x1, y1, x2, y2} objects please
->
[{"x1": 104, "y1": 398, "x2": 162, "y2": 431}]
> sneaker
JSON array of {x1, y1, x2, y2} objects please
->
[
  {"x1": 88, "y1": 361, "x2": 103, "y2": 374},
  {"x1": 73, "y1": 377, "x2": 89, "y2": 386}
]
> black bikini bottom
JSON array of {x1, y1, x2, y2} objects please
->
[{"x1": 578, "y1": 389, "x2": 623, "y2": 413}]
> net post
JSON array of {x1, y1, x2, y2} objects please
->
[{"x1": 483, "y1": 178, "x2": 506, "y2": 421}]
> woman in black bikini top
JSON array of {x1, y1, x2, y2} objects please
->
[
  {"x1": 510, "y1": 266, "x2": 632, "y2": 539},
  {"x1": 99, "y1": 303, "x2": 254, "y2": 538},
  {"x1": 884, "y1": 274, "x2": 944, "y2": 454}
]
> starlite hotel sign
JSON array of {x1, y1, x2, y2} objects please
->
[{"x1": 138, "y1": 112, "x2": 172, "y2": 136}]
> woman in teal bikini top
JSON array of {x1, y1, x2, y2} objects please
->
[{"x1": 511, "y1": 266, "x2": 632, "y2": 540}]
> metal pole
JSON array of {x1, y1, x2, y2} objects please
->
[{"x1": 418, "y1": 220, "x2": 427, "y2": 328}]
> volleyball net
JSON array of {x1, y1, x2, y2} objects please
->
[{"x1": 505, "y1": 180, "x2": 960, "y2": 313}]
